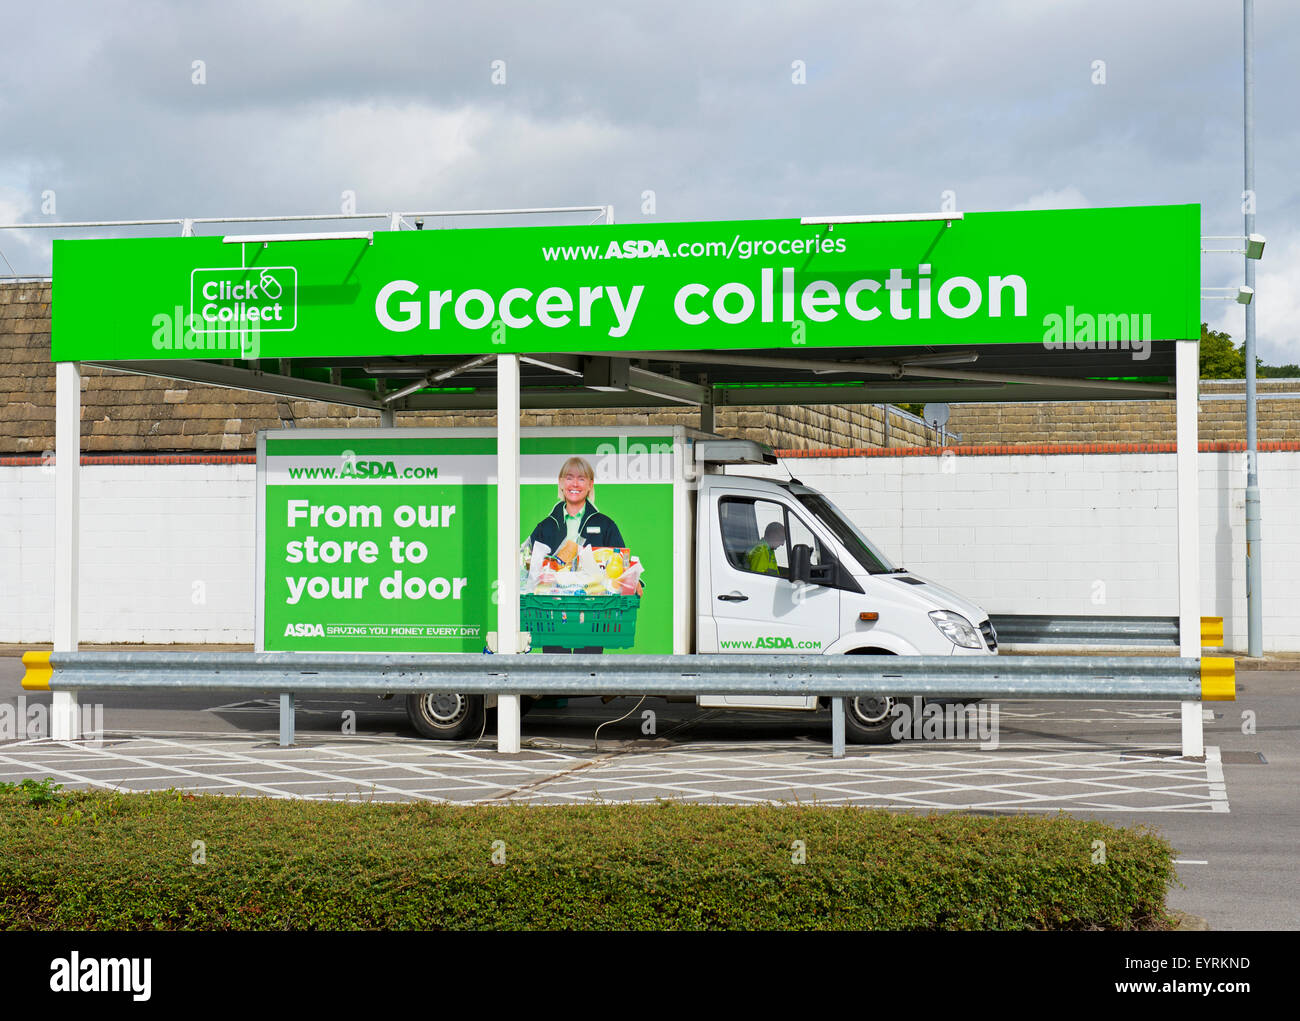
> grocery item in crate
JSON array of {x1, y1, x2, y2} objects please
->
[
  {"x1": 554, "y1": 539, "x2": 581, "y2": 568},
  {"x1": 521, "y1": 540, "x2": 550, "y2": 591},
  {"x1": 614, "y1": 559, "x2": 643, "y2": 594},
  {"x1": 521, "y1": 540, "x2": 642, "y2": 596}
]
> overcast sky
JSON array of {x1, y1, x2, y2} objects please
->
[{"x1": 2, "y1": 0, "x2": 1296, "y2": 363}]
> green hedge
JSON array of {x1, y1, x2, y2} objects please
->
[{"x1": 0, "y1": 783, "x2": 1177, "y2": 930}]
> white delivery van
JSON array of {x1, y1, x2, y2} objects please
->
[
  {"x1": 256, "y1": 427, "x2": 996, "y2": 745},
  {"x1": 403, "y1": 433, "x2": 999, "y2": 745}
]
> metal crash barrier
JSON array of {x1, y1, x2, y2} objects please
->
[
  {"x1": 990, "y1": 614, "x2": 1225, "y2": 647},
  {"x1": 22, "y1": 650, "x2": 1235, "y2": 758}
]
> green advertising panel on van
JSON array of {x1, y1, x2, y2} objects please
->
[
  {"x1": 259, "y1": 429, "x2": 676, "y2": 654},
  {"x1": 52, "y1": 204, "x2": 1199, "y2": 362}
]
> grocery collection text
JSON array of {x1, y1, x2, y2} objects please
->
[{"x1": 374, "y1": 264, "x2": 1029, "y2": 339}]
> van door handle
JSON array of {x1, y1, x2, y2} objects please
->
[{"x1": 718, "y1": 592, "x2": 748, "y2": 602}]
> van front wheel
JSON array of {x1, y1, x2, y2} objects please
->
[{"x1": 840, "y1": 649, "x2": 905, "y2": 745}]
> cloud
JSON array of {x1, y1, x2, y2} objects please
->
[
  {"x1": 1013, "y1": 187, "x2": 1090, "y2": 211},
  {"x1": 0, "y1": 185, "x2": 52, "y2": 276},
  {"x1": 0, "y1": 0, "x2": 1297, "y2": 286},
  {"x1": 1205, "y1": 235, "x2": 1300, "y2": 367},
  {"x1": 1254, "y1": 239, "x2": 1300, "y2": 365}
]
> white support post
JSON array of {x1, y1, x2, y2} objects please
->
[
  {"x1": 53, "y1": 361, "x2": 81, "y2": 741},
  {"x1": 496, "y1": 354, "x2": 522, "y2": 753},
  {"x1": 1176, "y1": 338, "x2": 1203, "y2": 758}
]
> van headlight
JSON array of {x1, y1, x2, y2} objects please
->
[{"x1": 929, "y1": 610, "x2": 982, "y2": 649}]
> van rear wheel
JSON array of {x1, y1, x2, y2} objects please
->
[
  {"x1": 842, "y1": 695, "x2": 903, "y2": 744},
  {"x1": 406, "y1": 693, "x2": 485, "y2": 740}
]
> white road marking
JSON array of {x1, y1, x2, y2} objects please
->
[
  {"x1": 1205, "y1": 746, "x2": 1230, "y2": 813},
  {"x1": 0, "y1": 736, "x2": 1232, "y2": 811}
]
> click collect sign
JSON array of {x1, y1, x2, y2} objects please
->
[{"x1": 190, "y1": 266, "x2": 297, "y2": 332}]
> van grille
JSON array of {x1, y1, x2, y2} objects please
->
[{"x1": 979, "y1": 619, "x2": 998, "y2": 651}]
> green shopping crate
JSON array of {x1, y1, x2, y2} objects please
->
[{"x1": 520, "y1": 593, "x2": 641, "y2": 650}]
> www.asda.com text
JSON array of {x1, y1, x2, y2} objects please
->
[
  {"x1": 720, "y1": 638, "x2": 823, "y2": 650},
  {"x1": 541, "y1": 235, "x2": 847, "y2": 262},
  {"x1": 286, "y1": 463, "x2": 439, "y2": 480}
]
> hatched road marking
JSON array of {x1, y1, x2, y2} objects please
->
[{"x1": 0, "y1": 734, "x2": 1230, "y2": 812}]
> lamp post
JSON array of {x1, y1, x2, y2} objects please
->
[
  {"x1": 1202, "y1": 4, "x2": 1263, "y2": 656},
  {"x1": 1243, "y1": 0, "x2": 1263, "y2": 658}
]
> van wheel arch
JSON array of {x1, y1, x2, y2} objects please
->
[{"x1": 830, "y1": 647, "x2": 906, "y2": 745}]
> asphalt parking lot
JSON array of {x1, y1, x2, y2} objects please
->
[{"x1": 1, "y1": 653, "x2": 1296, "y2": 930}]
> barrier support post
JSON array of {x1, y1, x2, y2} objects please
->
[
  {"x1": 53, "y1": 361, "x2": 81, "y2": 741},
  {"x1": 496, "y1": 354, "x2": 522, "y2": 753},
  {"x1": 279, "y1": 693, "x2": 295, "y2": 747},
  {"x1": 831, "y1": 698, "x2": 845, "y2": 758},
  {"x1": 1176, "y1": 337, "x2": 1204, "y2": 758}
]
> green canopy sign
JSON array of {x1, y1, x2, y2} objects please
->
[{"x1": 52, "y1": 204, "x2": 1199, "y2": 361}]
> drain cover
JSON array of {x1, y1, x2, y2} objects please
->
[{"x1": 1218, "y1": 750, "x2": 1268, "y2": 765}]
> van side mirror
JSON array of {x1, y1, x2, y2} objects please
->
[{"x1": 790, "y1": 543, "x2": 812, "y2": 584}]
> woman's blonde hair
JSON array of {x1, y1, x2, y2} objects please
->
[{"x1": 557, "y1": 456, "x2": 596, "y2": 504}]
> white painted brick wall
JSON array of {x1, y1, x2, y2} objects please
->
[
  {"x1": 774, "y1": 450, "x2": 1300, "y2": 651},
  {"x1": 1, "y1": 464, "x2": 257, "y2": 644},
  {"x1": 3, "y1": 451, "x2": 1298, "y2": 650}
]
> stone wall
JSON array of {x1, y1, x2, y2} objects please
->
[
  {"x1": 10, "y1": 280, "x2": 1293, "y2": 453},
  {"x1": 946, "y1": 381, "x2": 1300, "y2": 446}
]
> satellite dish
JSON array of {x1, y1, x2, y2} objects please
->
[{"x1": 923, "y1": 403, "x2": 950, "y2": 428}]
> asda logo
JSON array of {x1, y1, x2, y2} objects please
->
[
  {"x1": 284, "y1": 622, "x2": 324, "y2": 637},
  {"x1": 603, "y1": 239, "x2": 671, "y2": 259},
  {"x1": 754, "y1": 636, "x2": 796, "y2": 649},
  {"x1": 342, "y1": 460, "x2": 398, "y2": 479},
  {"x1": 191, "y1": 266, "x2": 297, "y2": 332}
]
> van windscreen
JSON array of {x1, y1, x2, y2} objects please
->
[{"x1": 795, "y1": 493, "x2": 896, "y2": 575}]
